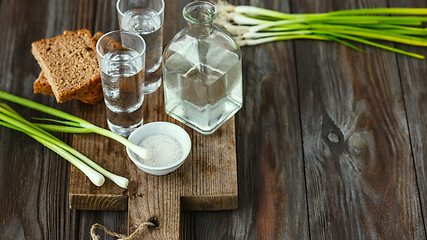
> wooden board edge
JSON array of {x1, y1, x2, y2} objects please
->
[
  {"x1": 69, "y1": 193, "x2": 128, "y2": 211},
  {"x1": 180, "y1": 194, "x2": 238, "y2": 211}
]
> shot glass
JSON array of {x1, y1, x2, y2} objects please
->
[
  {"x1": 117, "y1": 0, "x2": 165, "y2": 94},
  {"x1": 96, "y1": 30, "x2": 146, "y2": 137}
]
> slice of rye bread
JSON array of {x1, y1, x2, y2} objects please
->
[
  {"x1": 31, "y1": 29, "x2": 101, "y2": 103},
  {"x1": 34, "y1": 72, "x2": 54, "y2": 95},
  {"x1": 34, "y1": 71, "x2": 103, "y2": 105},
  {"x1": 33, "y1": 31, "x2": 104, "y2": 105}
]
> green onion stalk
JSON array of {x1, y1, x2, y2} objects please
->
[
  {"x1": 0, "y1": 91, "x2": 151, "y2": 159},
  {"x1": 0, "y1": 103, "x2": 106, "y2": 187},
  {"x1": 0, "y1": 91, "x2": 152, "y2": 188},
  {"x1": 214, "y1": 0, "x2": 427, "y2": 58}
]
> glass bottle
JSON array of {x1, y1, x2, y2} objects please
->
[{"x1": 162, "y1": 1, "x2": 243, "y2": 135}]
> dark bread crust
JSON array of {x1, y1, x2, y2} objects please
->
[{"x1": 34, "y1": 72, "x2": 54, "y2": 95}]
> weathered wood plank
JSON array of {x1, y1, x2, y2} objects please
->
[
  {"x1": 292, "y1": 0, "x2": 425, "y2": 238},
  {"x1": 66, "y1": 1, "x2": 125, "y2": 211},
  {"x1": 70, "y1": 101, "x2": 129, "y2": 211},
  {"x1": 186, "y1": 0, "x2": 310, "y2": 239},
  {"x1": 64, "y1": 0, "x2": 127, "y2": 213},
  {"x1": 70, "y1": 1, "x2": 128, "y2": 239},
  {"x1": 0, "y1": 0, "x2": 95, "y2": 239},
  {"x1": 388, "y1": 0, "x2": 427, "y2": 233},
  {"x1": 1, "y1": 0, "x2": 427, "y2": 239}
]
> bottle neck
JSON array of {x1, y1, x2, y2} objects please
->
[
  {"x1": 186, "y1": 21, "x2": 214, "y2": 38},
  {"x1": 183, "y1": 1, "x2": 217, "y2": 38}
]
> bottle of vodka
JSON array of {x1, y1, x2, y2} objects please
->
[{"x1": 162, "y1": 1, "x2": 243, "y2": 135}]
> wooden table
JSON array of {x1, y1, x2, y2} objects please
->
[{"x1": 1, "y1": 0, "x2": 427, "y2": 239}]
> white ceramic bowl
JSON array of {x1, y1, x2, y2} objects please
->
[{"x1": 126, "y1": 122, "x2": 191, "y2": 176}]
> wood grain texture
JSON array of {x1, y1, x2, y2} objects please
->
[
  {"x1": 292, "y1": 0, "x2": 425, "y2": 238},
  {"x1": 186, "y1": 0, "x2": 310, "y2": 239},
  {"x1": 1, "y1": 0, "x2": 427, "y2": 239},
  {"x1": 0, "y1": 0, "x2": 94, "y2": 239},
  {"x1": 388, "y1": 0, "x2": 427, "y2": 231},
  {"x1": 69, "y1": 101, "x2": 130, "y2": 211}
]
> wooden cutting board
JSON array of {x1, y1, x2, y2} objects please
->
[{"x1": 69, "y1": 86, "x2": 238, "y2": 239}]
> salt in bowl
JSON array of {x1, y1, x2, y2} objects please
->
[{"x1": 126, "y1": 121, "x2": 191, "y2": 176}]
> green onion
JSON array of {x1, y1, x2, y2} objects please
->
[
  {"x1": 0, "y1": 91, "x2": 154, "y2": 188},
  {"x1": 0, "y1": 104, "x2": 108, "y2": 187},
  {"x1": 0, "y1": 91, "x2": 151, "y2": 160},
  {"x1": 232, "y1": 6, "x2": 427, "y2": 19},
  {"x1": 214, "y1": 0, "x2": 427, "y2": 58},
  {"x1": 237, "y1": 31, "x2": 331, "y2": 46},
  {"x1": 321, "y1": 8, "x2": 427, "y2": 16}
]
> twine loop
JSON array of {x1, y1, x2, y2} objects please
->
[{"x1": 90, "y1": 220, "x2": 157, "y2": 240}]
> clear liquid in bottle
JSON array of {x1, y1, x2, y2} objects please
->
[{"x1": 163, "y1": 6, "x2": 243, "y2": 135}]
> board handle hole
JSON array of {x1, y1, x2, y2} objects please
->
[{"x1": 148, "y1": 216, "x2": 162, "y2": 230}]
